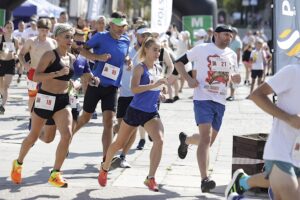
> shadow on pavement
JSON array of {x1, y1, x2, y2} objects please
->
[
  {"x1": 23, "y1": 195, "x2": 60, "y2": 200},
  {"x1": 0, "y1": 166, "x2": 52, "y2": 192}
]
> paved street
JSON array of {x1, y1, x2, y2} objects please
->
[{"x1": 0, "y1": 74, "x2": 271, "y2": 200}]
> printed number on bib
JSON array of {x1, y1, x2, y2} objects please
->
[
  {"x1": 210, "y1": 57, "x2": 230, "y2": 72},
  {"x1": 35, "y1": 93, "x2": 56, "y2": 111},
  {"x1": 292, "y1": 136, "x2": 300, "y2": 161},
  {"x1": 27, "y1": 79, "x2": 38, "y2": 90},
  {"x1": 102, "y1": 63, "x2": 120, "y2": 80},
  {"x1": 69, "y1": 95, "x2": 79, "y2": 109},
  {"x1": 3, "y1": 42, "x2": 16, "y2": 53}
]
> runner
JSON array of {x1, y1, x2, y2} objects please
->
[
  {"x1": 18, "y1": 18, "x2": 56, "y2": 129},
  {"x1": 72, "y1": 11, "x2": 130, "y2": 164},
  {"x1": 0, "y1": 21, "x2": 19, "y2": 114},
  {"x1": 11, "y1": 23, "x2": 76, "y2": 187},
  {"x1": 175, "y1": 25, "x2": 241, "y2": 193},
  {"x1": 98, "y1": 37, "x2": 167, "y2": 192}
]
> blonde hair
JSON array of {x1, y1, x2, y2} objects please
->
[{"x1": 138, "y1": 37, "x2": 160, "y2": 61}]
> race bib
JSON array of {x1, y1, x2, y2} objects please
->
[
  {"x1": 69, "y1": 95, "x2": 79, "y2": 109},
  {"x1": 35, "y1": 93, "x2": 56, "y2": 111},
  {"x1": 210, "y1": 57, "x2": 231, "y2": 72},
  {"x1": 3, "y1": 42, "x2": 16, "y2": 53},
  {"x1": 292, "y1": 136, "x2": 300, "y2": 161},
  {"x1": 101, "y1": 63, "x2": 120, "y2": 80},
  {"x1": 27, "y1": 79, "x2": 38, "y2": 90}
]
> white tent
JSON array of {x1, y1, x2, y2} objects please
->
[{"x1": 13, "y1": 0, "x2": 65, "y2": 18}]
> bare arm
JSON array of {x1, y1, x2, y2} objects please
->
[
  {"x1": 163, "y1": 50, "x2": 174, "y2": 77},
  {"x1": 79, "y1": 46, "x2": 111, "y2": 62},
  {"x1": 18, "y1": 39, "x2": 32, "y2": 69},
  {"x1": 175, "y1": 58, "x2": 198, "y2": 88},
  {"x1": 249, "y1": 83, "x2": 300, "y2": 129}
]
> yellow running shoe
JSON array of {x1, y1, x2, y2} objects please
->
[
  {"x1": 11, "y1": 159, "x2": 22, "y2": 184},
  {"x1": 48, "y1": 171, "x2": 68, "y2": 188}
]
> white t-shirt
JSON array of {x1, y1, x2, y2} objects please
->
[
  {"x1": 263, "y1": 65, "x2": 300, "y2": 167},
  {"x1": 250, "y1": 49, "x2": 265, "y2": 70},
  {"x1": 13, "y1": 30, "x2": 24, "y2": 41},
  {"x1": 119, "y1": 46, "x2": 137, "y2": 97},
  {"x1": 22, "y1": 28, "x2": 38, "y2": 40},
  {"x1": 187, "y1": 43, "x2": 238, "y2": 105}
]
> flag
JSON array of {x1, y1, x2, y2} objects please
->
[
  {"x1": 151, "y1": 0, "x2": 173, "y2": 34},
  {"x1": 274, "y1": 0, "x2": 300, "y2": 72}
]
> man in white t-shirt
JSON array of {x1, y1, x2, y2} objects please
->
[
  {"x1": 249, "y1": 65, "x2": 300, "y2": 199},
  {"x1": 175, "y1": 25, "x2": 241, "y2": 193}
]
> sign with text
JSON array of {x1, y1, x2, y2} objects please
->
[
  {"x1": 151, "y1": 0, "x2": 173, "y2": 34},
  {"x1": 182, "y1": 15, "x2": 213, "y2": 45},
  {"x1": 274, "y1": 0, "x2": 300, "y2": 72}
]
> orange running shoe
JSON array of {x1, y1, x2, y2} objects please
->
[
  {"x1": 98, "y1": 168, "x2": 108, "y2": 187},
  {"x1": 48, "y1": 171, "x2": 68, "y2": 188},
  {"x1": 144, "y1": 177, "x2": 159, "y2": 192},
  {"x1": 11, "y1": 159, "x2": 22, "y2": 184}
]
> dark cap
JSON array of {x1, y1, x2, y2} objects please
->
[
  {"x1": 212, "y1": 25, "x2": 233, "y2": 43},
  {"x1": 214, "y1": 25, "x2": 233, "y2": 33}
]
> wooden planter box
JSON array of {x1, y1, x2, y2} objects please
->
[{"x1": 232, "y1": 133, "x2": 268, "y2": 176}]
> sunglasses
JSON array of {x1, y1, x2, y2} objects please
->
[{"x1": 75, "y1": 41, "x2": 85, "y2": 45}]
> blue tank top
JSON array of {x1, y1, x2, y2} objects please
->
[{"x1": 130, "y1": 63, "x2": 162, "y2": 113}]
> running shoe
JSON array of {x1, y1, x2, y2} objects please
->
[
  {"x1": 48, "y1": 171, "x2": 68, "y2": 188},
  {"x1": 0, "y1": 105, "x2": 5, "y2": 115},
  {"x1": 92, "y1": 111, "x2": 97, "y2": 119},
  {"x1": 268, "y1": 187, "x2": 274, "y2": 200},
  {"x1": 225, "y1": 169, "x2": 247, "y2": 198},
  {"x1": 11, "y1": 159, "x2": 22, "y2": 184},
  {"x1": 173, "y1": 96, "x2": 180, "y2": 102},
  {"x1": 144, "y1": 177, "x2": 159, "y2": 192},
  {"x1": 98, "y1": 168, "x2": 108, "y2": 187},
  {"x1": 136, "y1": 139, "x2": 145, "y2": 150},
  {"x1": 227, "y1": 192, "x2": 245, "y2": 200},
  {"x1": 178, "y1": 132, "x2": 188, "y2": 159},
  {"x1": 120, "y1": 158, "x2": 131, "y2": 168},
  {"x1": 109, "y1": 156, "x2": 121, "y2": 171},
  {"x1": 201, "y1": 177, "x2": 216, "y2": 193}
]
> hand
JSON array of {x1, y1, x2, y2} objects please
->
[
  {"x1": 187, "y1": 78, "x2": 199, "y2": 88},
  {"x1": 287, "y1": 115, "x2": 300, "y2": 129},
  {"x1": 155, "y1": 78, "x2": 168, "y2": 87},
  {"x1": 159, "y1": 93, "x2": 166, "y2": 102},
  {"x1": 59, "y1": 66, "x2": 70, "y2": 76},
  {"x1": 98, "y1": 53, "x2": 111, "y2": 62},
  {"x1": 89, "y1": 76, "x2": 100, "y2": 87},
  {"x1": 231, "y1": 74, "x2": 241, "y2": 84},
  {"x1": 126, "y1": 58, "x2": 133, "y2": 71}
]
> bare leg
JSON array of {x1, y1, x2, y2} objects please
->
[{"x1": 102, "y1": 110, "x2": 114, "y2": 159}]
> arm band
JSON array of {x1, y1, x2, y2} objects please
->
[{"x1": 175, "y1": 54, "x2": 189, "y2": 65}]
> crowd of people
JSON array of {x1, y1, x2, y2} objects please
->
[{"x1": 0, "y1": 9, "x2": 298, "y2": 200}]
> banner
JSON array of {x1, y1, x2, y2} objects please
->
[
  {"x1": 274, "y1": 0, "x2": 300, "y2": 72},
  {"x1": 0, "y1": 9, "x2": 5, "y2": 27},
  {"x1": 87, "y1": 0, "x2": 105, "y2": 20},
  {"x1": 151, "y1": 0, "x2": 173, "y2": 34}
]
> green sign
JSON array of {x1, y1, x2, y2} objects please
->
[
  {"x1": 182, "y1": 15, "x2": 213, "y2": 45},
  {"x1": 0, "y1": 9, "x2": 5, "y2": 27}
]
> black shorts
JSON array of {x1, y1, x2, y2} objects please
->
[
  {"x1": 0, "y1": 59, "x2": 16, "y2": 76},
  {"x1": 45, "y1": 107, "x2": 79, "y2": 125},
  {"x1": 251, "y1": 70, "x2": 263, "y2": 79},
  {"x1": 83, "y1": 85, "x2": 118, "y2": 113},
  {"x1": 123, "y1": 106, "x2": 160, "y2": 127},
  {"x1": 116, "y1": 96, "x2": 133, "y2": 118},
  {"x1": 33, "y1": 89, "x2": 70, "y2": 120},
  {"x1": 172, "y1": 67, "x2": 178, "y2": 76}
]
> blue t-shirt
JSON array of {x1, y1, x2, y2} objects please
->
[
  {"x1": 72, "y1": 54, "x2": 91, "y2": 80},
  {"x1": 86, "y1": 31, "x2": 130, "y2": 87},
  {"x1": 130, "y1": 63, "x2": 161, "y2": 113}
]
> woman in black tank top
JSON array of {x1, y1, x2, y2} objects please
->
[
  {"x1": 0, "y1": 21, "x2": 19, "y2": 114},
  {"x1": 11, "y1": 23, "x2": 75, "y2": 188}
]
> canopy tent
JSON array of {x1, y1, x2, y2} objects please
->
[{"x1": 13, "y1": 0, "x2": 65, "y2": 18}]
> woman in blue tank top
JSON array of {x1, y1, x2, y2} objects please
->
[{"x1": 98, "y1": 37, "x2": 167, "y2": 191}]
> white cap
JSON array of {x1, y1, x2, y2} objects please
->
[
  {"x1": 195, "y1": 29, "x2": 207, "y2": 37},
  {"x1": 136, "y1": 27, "x2": 152, "y2": 35}
]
